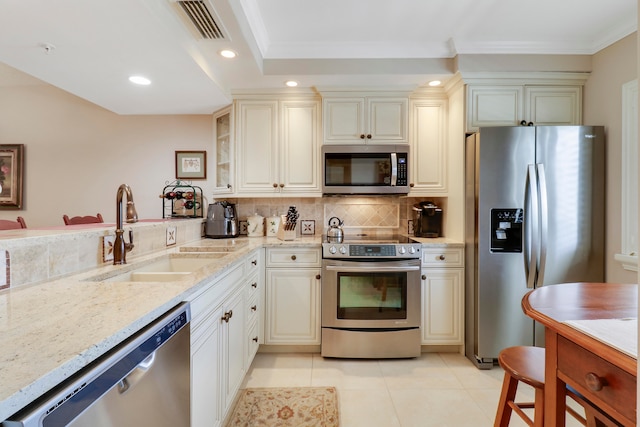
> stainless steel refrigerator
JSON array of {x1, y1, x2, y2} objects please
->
[{"x1": 464, "y1": 126, "x2": 605, "y2": 369}]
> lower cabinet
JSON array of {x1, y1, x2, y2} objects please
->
[
  {"x1": 191, "y1": 304, "x2": 222, "y2": 427},
  {"x1": 220, "y1": 286, "x2": 246, "y2": 414},
  {"x1": 421, "y1": 245, "x2": 465, "y2": 346},
  {"x1": 265, "y1": 247, "x2": 322, "y2": 345},
  {"x1": 421, "y1": 268, "x2": 464, "y2": 344}
]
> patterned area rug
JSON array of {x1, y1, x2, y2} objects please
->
[{"x1": 226, "y1": 387, "x2": 339, "y2": 427}]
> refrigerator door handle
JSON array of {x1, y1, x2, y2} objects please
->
[
  {"x1": 536, "y1": 164, "x2": 548, "y2": 286},
  {"x1": 524, "y1": 164, "x2": 539, "y2": 289}
]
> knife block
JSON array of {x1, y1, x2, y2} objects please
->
[{"x1": 277, "y1": 216, "x2": 296, "y2": 241}]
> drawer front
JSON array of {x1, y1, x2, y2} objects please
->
[
  {"x1": 421, "y1": 247, "x2": 464, "y2": 268},
  {"x1": 558, "y1": 336, "x2": 636, "y2": 423},
  {"x1": 247, "y1": 290, "x2": 259, "y2": 326},
  {"x1": 266, "y1": 247, "x2": 322, "y2": 267}
]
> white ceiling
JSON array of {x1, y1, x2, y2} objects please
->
[{"x1": 0, "y1": 0, "x2": 636, "y2": 115}]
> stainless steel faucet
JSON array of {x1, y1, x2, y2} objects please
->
[{"x1": 114, "y1": 184, "x2": 138, "y2": 265}]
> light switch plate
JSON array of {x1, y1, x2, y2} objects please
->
[
  {"x1": 408, "y1": 220, "x2": 414, "y2": 235},
  {"x1": 103, "y1": 235, "x2": 115, "y2": 263},
  {"x1": 166, "y1": 226, "x2": 177, "y2": 246}
]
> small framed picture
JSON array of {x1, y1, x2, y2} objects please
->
[
  {"x1": 239, "y1": 220, "x2": 248, "y2": 235},
  {"x1": 176, "y1": 151, "x2": 207, "y2": 180},
  {"x1": 0, "y1": 144, "x2": 25, "y2": 209}
]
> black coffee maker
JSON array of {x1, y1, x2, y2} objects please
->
[{"x1": 412, "y1": 201, "x2": 443, "y2": 237}]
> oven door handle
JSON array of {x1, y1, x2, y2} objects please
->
[{"x1": 324, "y1": 264, "x2": 421, "y2": 273}]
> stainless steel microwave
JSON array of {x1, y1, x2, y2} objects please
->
[{"x1": 322, "y1": 144, "x2": 410, "y2": 195}]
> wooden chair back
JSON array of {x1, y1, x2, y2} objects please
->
[
  {"x1": 63, "y1": 213, "x2": 104, "y2": 225},
  {"x1": 0, "y1": 216, "x2": 27, "y2": 230}
]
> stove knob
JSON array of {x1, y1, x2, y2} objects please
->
[
  {"x1": 408, "y1": 246, "x2": 416, "y2": 254},
  {"x1": 339, "y1": 246, "x2": 347, "y2": 255},
  {"x1": 398, "y1": 246, "x2": 407, "y2": 255},
  {"x1": 329, "y1": 246, "x2": 337, "y2": 254}
]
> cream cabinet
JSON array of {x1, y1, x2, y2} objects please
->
[
  {"x1": 190, "y1": 260, "x2": 245, "y2": 427},
  {"x1": 409, "y1": 98, "x2": 448, "y2": 195},
  {"x1": 420, "y1": 246, "x2": 464, "y2": 345},
  {"x1": 265, "y1": 247, "x2": 322, "y2": 344},
  {"x1": 212, "y1": 106, "x2": 234, "y2": 195},
  {"x1": 234, "y1": 98, "x2": 321, "y2": 196},
  {"x1": 322, "y1": 95, "x2": 409, "y2": 144},
  {"x1": 466, "y1": 84, "x2": 582, "y2": 132},
  {"x1": 220, "y1": 285, "x2": 246, "y2": 414}
]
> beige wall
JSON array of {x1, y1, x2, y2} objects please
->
[
  {"x1": 0, "y1": 69, "x2": 214, "y2": 228},
  {"x1": 583, "y1": 32, "x2": 638, "y2": 283}
]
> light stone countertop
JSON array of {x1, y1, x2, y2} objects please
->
[{"x1": 0, "y1": 234, "x2": 460, "y2": 421}]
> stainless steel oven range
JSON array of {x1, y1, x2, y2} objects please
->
[{"x1": 321, "y1": 235, "x2": 422, "y2": 358}]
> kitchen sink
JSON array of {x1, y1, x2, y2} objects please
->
[{"x1": 85, "y1": 253, "x2": 228, "y2": 283}]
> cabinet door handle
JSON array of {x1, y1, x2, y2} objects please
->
[
  {"x1": 410, "y1": 183, "x2": 415, "y2": 187},
  {"x1": 291, "y1": 255, "x2": 297, "y2": 261},
  {"x1": 273, "y1": 183, "x2": 278, "y2": 188},
  {"x1": 252, "y1": 336, "x2": 259, "y2": 342},
  {"x1": 366, "y1": 134, "x2": 372, "y2": 139},
  {"x1": 279, "y1": 183, "x2": 284, "y2": 188},
  {"x1": 251, "y1": 305, "x2": 257, "y2": 311},
  {"x1": 438, "y1": 255, "x2": 446, "y2": 261},
  {"x1": 251, "y1": 260, "x2": 257, "y2": 266},
  {"x1": 360, "y1": 134, "x2": 365, "y2": 139},
  {"x1": 227, "y1": 184, "x2": 232, "y2": 189},
  {"x1": 221, "y1": 310, "x2": 233, "y2": 323},
  {"x1": 422, "y1": 275, "x2": 426, "y2": 280},
  {"x1": 251, "y1": 282, "x2": 258, "y2": 288},
  {"x1": 316, "y1": 274, "x2": 321, "y2": 280}
]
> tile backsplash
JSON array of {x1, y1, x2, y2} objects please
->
[{"x1": 220, "y1": 196, "x2": 446, "y2": 237}]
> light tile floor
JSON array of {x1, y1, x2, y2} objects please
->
[{"x1": 241, "y1": 352, "x2": 587, "y2": 427}]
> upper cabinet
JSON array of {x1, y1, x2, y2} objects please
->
[
  {"x1": 463, "y1": 73, "x2": 587, "y2": 132},
  {"x1": 409, "y1": 97, "x2": 448, "y2": 195},
  {"x1": 212, "y1": 106, "x2": 234, "y2": 195},
  {"x1": 234, "y1": 95, "x2": 322, "y2": 197},
  {"x1": 321, "y1": 92, "x2": 409, "y2": 144}
]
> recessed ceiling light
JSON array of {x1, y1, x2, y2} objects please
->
[
  {"x1": 220, "y1": 49, "x2": 237, "y2": 59},
  {"x1": 428, "y1": 80, "x2": 442, "y2": 87},
  {"x1": 285, "y1": 80, "x2": 298, "y2": 87},
  {"x1": 129, "y1": 75, "x2": 151, "y2": 85}
]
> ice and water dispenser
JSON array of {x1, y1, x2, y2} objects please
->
[{"x1": 490, "y1": 208, "x2": 523, "y2": 252}]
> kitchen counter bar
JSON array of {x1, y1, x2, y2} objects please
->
[{"x1": 0, "y1": 233, "x2": 457, "y2": 420}]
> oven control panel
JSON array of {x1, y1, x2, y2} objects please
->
[{"x1": 322, "y1": 243, "x2": 421, "y2": 259}]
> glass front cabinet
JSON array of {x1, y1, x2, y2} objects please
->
[{"x1": 213, "y1": 106, "x2": 234, "y2": 195}]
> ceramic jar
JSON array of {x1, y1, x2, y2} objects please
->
[
  {"x1": 247, "y1": 213, "x2": 264, "y2": 237},
  {"x1": 266, "y1": 215, "x2": 281, "y2": 237}
]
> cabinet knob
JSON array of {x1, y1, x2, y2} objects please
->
[
  {"x1": 273, "y1": 183, "x2": 278, "y2": 188},
  {"x1": 251, "y1": 305, "x2": 257, "y2": 311},
  {"x1": 316, "y1": 274, "x2": 321, "y2": 280},
  {"x1": 252, "y1": 336, "x2": 259, "y2": 342},
  {"x1": 360, "y1": 134, "x2": 365, "y2": 139},
  {"x1": 251, "y1": 282, "x2": 258, "y2": 288},
  {"x1": 422, "y1": 275, "x2": 426, "y2": 280},
  {"x1": 221, "y1": 310, "x2": 233, "y2": 323},
  {"x1": 366, "y1": 134, "x2": 372, "y2": 139},
  {"x1": 279, "y1": 183, "x2": 284, "y2": 188},
  {"x1": 227, "y1": 184, "x2": 232, "y2": 189},
  {"x1": 291, "y1": 255, "x2": 297, "y2": 261},
  {"x1": 585, "y1": 372, "x2": 607, "y2": 391},
  {"x1": 438, "y1": 255, "x2": 446, "y2": 261}
]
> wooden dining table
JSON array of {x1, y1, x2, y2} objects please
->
[{"x1": 522, "y1": 282, "x2": 637, "y2": 427}]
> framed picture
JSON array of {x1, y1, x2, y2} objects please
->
[
  {"x1": 175, "y1": 151, "x2": 206, "y2": 180},
  {"x1": 0, "y1": 144, "x2": 24, "y2": 209}
]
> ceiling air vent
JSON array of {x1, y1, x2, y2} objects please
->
[{"x1": 176, "y1": 0, "x2": 225, "y2": 40}]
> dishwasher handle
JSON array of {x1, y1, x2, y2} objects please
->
[{"x1": 117, "y1": 353, "x2": 156, "y2": 394}]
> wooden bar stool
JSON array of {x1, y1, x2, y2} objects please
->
[
  {"x1": 0, "y1": 216, "x2": 27, "y2": 230},
  {"x1": 494, "y1": 346, "x2": 618, "y2": 427},
  {"x1": 63, "y1": 213, "x2": 104, "y2": 225}
]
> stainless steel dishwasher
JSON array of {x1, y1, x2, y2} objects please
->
[{"x1": 3, "y1": 303, "x2": 191, "y2": 427}]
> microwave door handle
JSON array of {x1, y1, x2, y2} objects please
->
[{"x1": 390, "y1": 153, "x2": 398, "y2": 186}]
